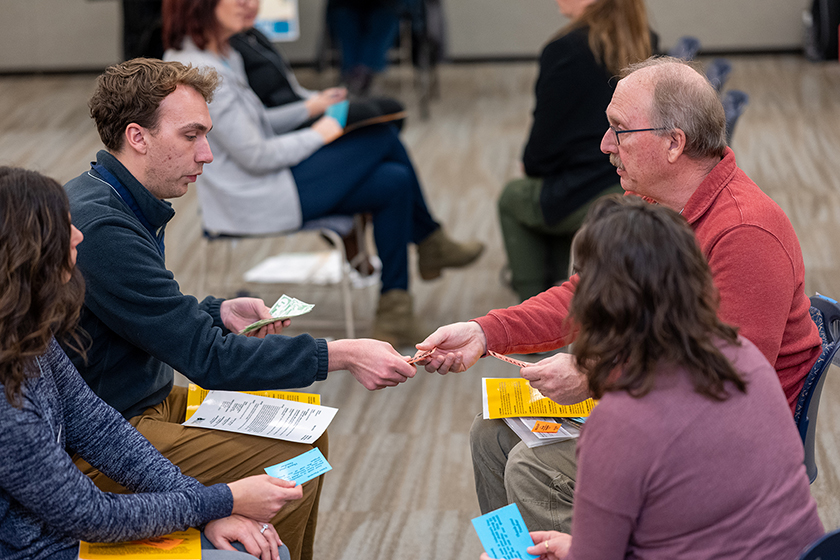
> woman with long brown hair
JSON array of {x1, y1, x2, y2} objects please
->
[
  {"x1": 483, "y1": 195, "x2": 823, "y2": 559},
  {"x1": 499, "y1": 0, "x2": 656, "y2": 302},
  {"x1": 0, "y1": 167, "x2": 302, "y2": 560}
]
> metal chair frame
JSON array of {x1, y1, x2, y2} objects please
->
[
  {"x1": 198, "y1": 215, "x2": 369, "y2": 339},
  {"x1": 794, "y1": 293, "x2": 840, "y2": 483}
]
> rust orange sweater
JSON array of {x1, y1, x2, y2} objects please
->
[{"x1": 475, "y1": 148, "x2": 821, "y2": 411}]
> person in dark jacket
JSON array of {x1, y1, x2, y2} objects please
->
[
  {"x1": 63, "y1": 58, "x2": 420, "y2": 560},
  {"x1": 499, "y1": 0, "x2": 656, "y2": 301}
]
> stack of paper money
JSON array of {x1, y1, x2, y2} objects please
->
[{"x1": 239, "y1": 294, "x2": 315, "y2": 335}]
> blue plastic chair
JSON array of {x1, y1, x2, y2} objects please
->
[
  {"x1": 798, "y1": 526, "x2": 840, "y2": 560},
  {"x1": 705, "y1": 58, "x2": 732, "y2": 92},
  {"x1": 793, "y1": 294, "x2": 840, "y2": 483},
  {"x1": 722, "y1": 89, "x2": 749, "y2": 145},
  {"x1": 667, "y1": 36, "x2": 701, "y2": 60}
]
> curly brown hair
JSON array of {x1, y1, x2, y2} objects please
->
[
  {"x1": 89, "y1": 57, "x2": 218, "y2": 152},
  {"x1": 0, "y1": 167, "x2": 87, "y2": 407},
  {"x1": 568, "y1": 194, "x2": 745, "y2": 401}
]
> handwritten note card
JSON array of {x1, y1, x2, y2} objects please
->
[
  {"x1": 472, "y1": 503, "x2": 538, "y2": 560},
  {"x1": 265, "y1": 448, "x2": 332, "y2": 485}
]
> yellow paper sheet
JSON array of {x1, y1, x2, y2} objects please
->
[
  {"x1": 483, "y1": 377, "x2": 596, "y2": 419},
  {"x1": 79, "y1": 528, "x2": 200, "y2": 559},
  {"x1": 185, "y1": 383, "x2": 321, "y2": 421}
]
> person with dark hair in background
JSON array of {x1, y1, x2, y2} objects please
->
[
  {"x1": 64, "y1": 58, "x2": 421, "y2": 560},
  {"x1": 500, "y1": 0, "x2": 656, "y2": 302},
  {"x1": 230, "y1": 0, "x2": 406, "y2": 131},
  {"x1": 162, "y1": 0, "x2": 483, "y2": 346},
  {"x1": 416, "y1": 56, "x2": 822, "y2": 533},
  {"x1": 0, "y1": 166, "x2": 301, "y2": 560},
  {"x1": 481, "y1": 195, "x2": 824, "y2": 559}
]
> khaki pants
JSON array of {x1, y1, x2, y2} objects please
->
[
  {"x1": 469, "y1": 414, "x2": 577, "y2": 532},
  {"x1": 74, "y1": 386, "x2": 326, "y2": 560}
]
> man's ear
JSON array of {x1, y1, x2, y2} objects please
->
[
  {"x1": 666, "y1": 128, "x2": 686, "y2": 163},
  {"x1": 123, "y1": 123, "x2": 149, "y2": 155}
]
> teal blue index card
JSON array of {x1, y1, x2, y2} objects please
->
[
  {"x1": 324, "y1": 100, "x2": 349, "y2": 128},
  {"x1": 471, "y1": 503, "x2": 538, "y2": 560},
  {"x1": 264, "y1": 447, "x2": 332, "y2": 485}
]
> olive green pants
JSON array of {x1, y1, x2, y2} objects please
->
[
  {"x1": 470, "y1": 414, "x2": 578, "y2": 533},
  {"x1": 498, "y1": 177, "x2": 622, "y2": 301}
]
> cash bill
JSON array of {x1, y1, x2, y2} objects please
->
[
  {"x1": 406, "y1": 347, "x2": 436, "y2": 365},
  {"x1": 488, "y1": 350, "x2": 532, "y2": 368},
  {"x1": 239, "y1": 294, "x2": 315, "y2": 335}
]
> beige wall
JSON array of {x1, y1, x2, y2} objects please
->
[
  {"x1": 646, "y1": 0, "x2": 810, "y2": 53},
  {"x1": 0, "y1": 0, "x2": 811, "y2": 71},
  {"x1": 0, "y1": 0, "x2": 119, "y2": 72},
  {"x1": 254, "y1": 0, "x2": 815, "y2": 62}
]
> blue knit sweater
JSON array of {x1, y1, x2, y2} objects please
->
[{"x1": 0, "y1": 339, "x2": 233, "y2": 560}]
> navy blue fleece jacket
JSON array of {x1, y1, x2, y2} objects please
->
[{"x1": 64, "y1": 151, "x2": 329, "y2": 420}]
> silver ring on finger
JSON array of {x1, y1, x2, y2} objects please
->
[{"x1": 260, "y1": 523, "x2": 269, "y2": 534}]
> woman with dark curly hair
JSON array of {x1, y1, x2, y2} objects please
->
[
  {"x1": 0, "y1": 167, "x2": 301, "y2": 560},
  {"x1": 482, "y1": 195, "x2": 823, "y2": 559}
]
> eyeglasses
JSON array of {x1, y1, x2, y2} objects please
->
[{"x1": 609, "y1": 125, "x2": 669, "y2": 146}]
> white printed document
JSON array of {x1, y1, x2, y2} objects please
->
[
  {"x1": 503, "y1": 417, "x2": 580, "y2": 449},
  {"x1": 182, "y1": 390, "x2": 336, "y2": 443}
]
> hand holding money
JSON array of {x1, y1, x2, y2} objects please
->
[
  {"x1": 415, "y1": 321, "x2": 488, "y2": 374},
  {"x1": 406, "y1": 347, "x2": 435, "y2": 365},
  {"x1": 236, "y1": 295, "x2": 315, "y2": 336},
  {"x1": 327, "y1": 339, "x2": 417, "y2": 390}
]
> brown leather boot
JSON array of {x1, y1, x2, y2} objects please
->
[
  {"x1": 372, "y1": 289, "x2": 429, "y2": 348},
  {"x1": 417, "y1": 228, "x2": 485, "y2": 280}
]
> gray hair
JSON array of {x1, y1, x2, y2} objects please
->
[{"x1": 622, "y1": 56, "x2": 727, "y2": 159}]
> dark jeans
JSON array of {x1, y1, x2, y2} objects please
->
[
  {"x1": 292, "y1": 125, "x2": 438, "y2": 292},
  {"x1": 328, "y1": 5, "x2": 401, "y2": 73}
]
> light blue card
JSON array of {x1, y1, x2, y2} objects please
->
[
  {"x1": 471, "y1": 503, "x2": 538, "y2": 560},
  {"x1": 264, "y1": 448, "x2": 332, "y2": 485},
  {"x1": 324, "y1": 100, "x2": 349, "y2": 128}
]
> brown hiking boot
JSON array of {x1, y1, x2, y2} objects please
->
[
  {"x1": 417, "y1": 228, "x2": 485, "y2": 280},
  {"x1": 371, "y1": 289, "x2": 430, "y2": 348}
]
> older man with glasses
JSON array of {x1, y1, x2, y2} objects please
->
[{"x1": 415, "y1": 56, "x2": 822, "y2": 534}]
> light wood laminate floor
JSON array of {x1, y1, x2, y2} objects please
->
[{"x1": 1, "y1": 55, "x2": 839, "y2": 558}]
